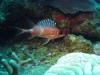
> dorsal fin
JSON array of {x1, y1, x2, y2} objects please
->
[{"x1": 36, "y1": 19, "x2": 56, "y2": 28}]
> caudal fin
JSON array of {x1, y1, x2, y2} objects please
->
[{"x1": 14, "y1": 27, "x2": 32, "y2": 36}]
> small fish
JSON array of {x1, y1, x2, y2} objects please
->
[{"x1": 16, "y1": 19, "x2": 64, "y2": 44}]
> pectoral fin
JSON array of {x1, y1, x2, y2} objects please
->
[{"x1": 43, "y1": 39, "x2": 51, "y2": 45}]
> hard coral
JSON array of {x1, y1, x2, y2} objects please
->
[
  {"x1": 93, "y1": 42, "x2": 100, "y2": 55},
  {"x1": 44, "y1": 0, "x2": 97, "y2": 14},
  {"x1": 64, "y1": 34, "x2": 93, "y2": 53},
  {"x1": 71, "y1": 19, "x2": 100, "y2": 40},
  {"x1": 44, "y1": 52, "x2": 100, "y2": 75}
]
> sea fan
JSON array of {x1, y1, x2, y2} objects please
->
[{"x1": 44, "y1": 52, "x2": 100, "y2": 75}]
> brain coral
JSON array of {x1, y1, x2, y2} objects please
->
[
  {"x1": 44, "y1": 52, "x2": 100, "y2": 75},
  {"x1": 44, "y1": 0, "x2": 97, "y2": 14}
]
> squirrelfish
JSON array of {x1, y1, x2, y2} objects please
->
[{"x1": 17, "y1": 19, "x2": 64, "y2": 44}]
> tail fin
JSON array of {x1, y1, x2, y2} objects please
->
[{"x1": 14, "y1": 27, "x2": 32, "y2": 36}]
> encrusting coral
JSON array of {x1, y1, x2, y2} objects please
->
[
  {"x1": 44, "y1": 52, "x2": 100, "y2": 75},
  {"x1": 64, "y1": 34, "x2": 93, "y2": 53}
]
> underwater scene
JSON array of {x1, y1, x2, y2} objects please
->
[{"x1": 0, "y1": 0, "x2": 100, "y2": 75}]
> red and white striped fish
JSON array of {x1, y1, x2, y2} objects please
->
[{"x1": 16, "y1": 19, "x2": 65, "y2": 44}]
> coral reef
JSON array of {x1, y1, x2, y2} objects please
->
[
  {"x1": 0, "y1": 35, "x2": 97, "y2": 75},
  {"x1": 0, "y1": 1, "x2": 100, "y2": 75},
  {"x1": 1, "y1": 59, "x2": 20, "y2": 75},
  {"x1": 64, "y1": 34, "x2": 93, "y2": 53},
  {"x1": 71, "y1": 18, "x2": 100, "y2": 40},
  {"x1": 0, "y1": 0, "x2": 43, "y2": 45},
  {"x1": 11, "y1": 34, "x2": 94, "y2": 64},
  {"x1": 0, "y1": 51, "x2": 34, "y2": 75},
  {"x1": 93, "y1": 42, "x2": 100, "y2": 55},
  {"x1": 44, "y1": 0, "x2": 97, "y2": 14},
  {"x1": 44, "y1": 52, "x2": 100, "y2": 75}
]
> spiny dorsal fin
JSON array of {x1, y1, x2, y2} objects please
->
[{"x1": 36, "y1": 19, "x2": 56, "y2": 28}]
